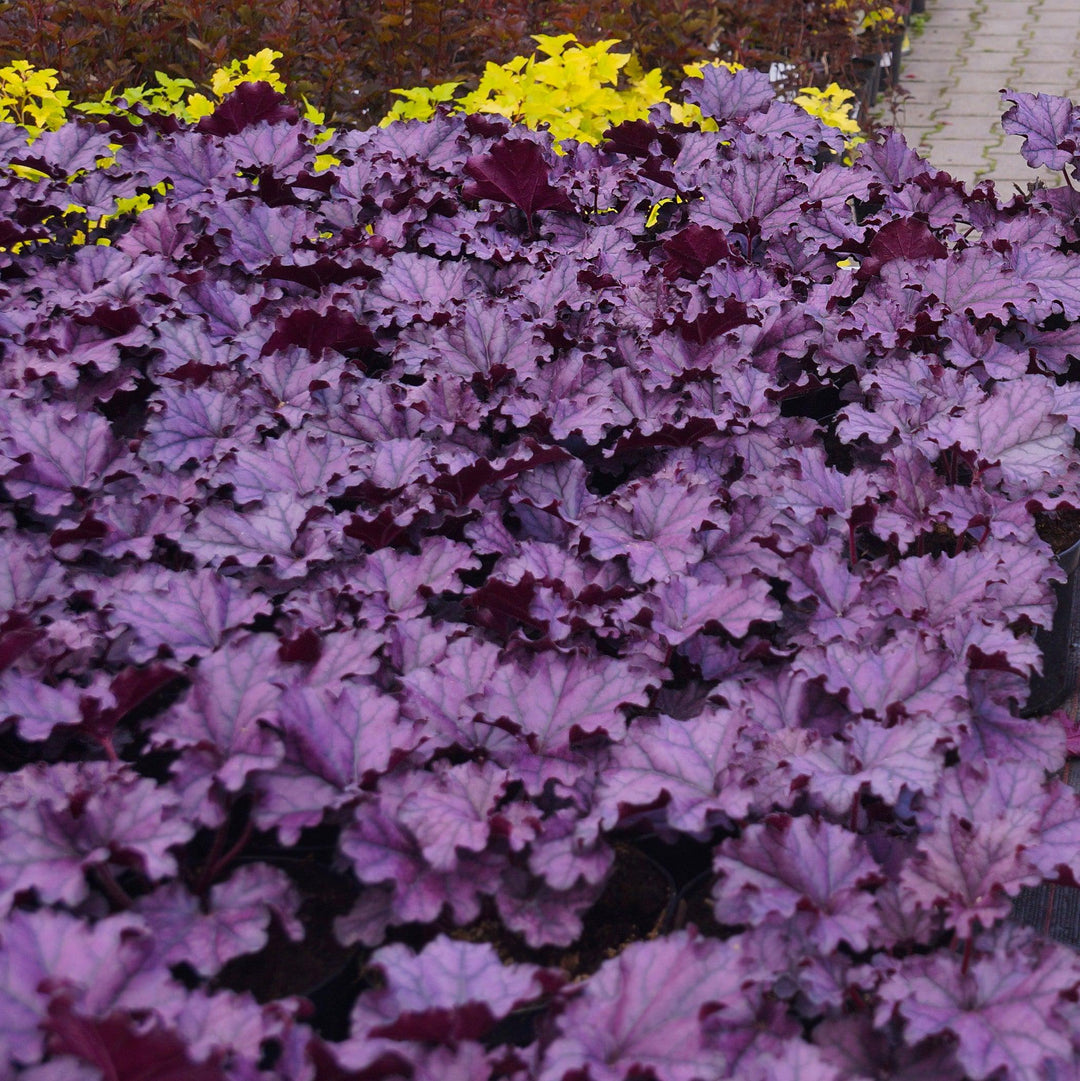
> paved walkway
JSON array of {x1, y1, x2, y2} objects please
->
[{"x1": 878, "y1": 0, "x2": 1080, "y2": 190}]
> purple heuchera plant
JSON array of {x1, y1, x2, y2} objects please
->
[{"x1": 3, "y1": 68, "x2": 1080, "y2": 1078}]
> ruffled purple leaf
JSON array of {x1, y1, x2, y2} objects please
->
[
  {"x1": 151, "y1": 635, "x2": 284, "y2": 790},
  {"x1": 133, "y1": 863, "x2": 301, "y2": 978},
  {"x1": 923, "y1": 376, "x2": 1073, "y2": 495},
  {"x1": 390, "y1": 759, "x2": 509, "y2": 872},
  {"x1": 795, "y1": 630, "x2": 968, "y2": 725},
  {"x1": 587, "y1": 708, "x2": 753, "y2": 835},
  {"x1": 365, "y1": 251, "x2": 473, "y2": 326},
  {"x1": 477, "y1": 651, "x2": 655, "y2": 777},
  {"x1": 877, "y1": 932, "x2": 1080, "y2": 1081},
  {"x1": 681, "y1": 64, "x2": 775, "y2": 121},
  {"x1": 1010, "y1": 245, "x2": 1080, "y2": 320},
  {"x1": 526, "y1": 812, "x2": 612, "y2": 889},
  {"x1": 900, "y1": 761, "x2": 1046, "y2": 934},
  {"x1": 340, "y1": 803, "x2": 497, "y2": 926},
  {"x1": 105, "y1": 567, "x2": 272, "y2": 662},
  {"x1": 786, "y1": 717, "x2": 944, "y2": 814},
  {"x1": 713, "y1": 815, "x2": 881, "y2": 952},
  {"x1": 628, "y1": 571, "x2": 780, "y2": 644},
  {"x1": 343, "y1": 935, "x2": 552, "y2": 1051},
  {"x1": 0, "y1": 671, "x2": 84, "y2": 742},
  {"x1": 180, "y1": 491, "x2": 333, "y2": 576},
  {"x1": 206, "y1": 199, "x2": 315, "y2": 272},
  {"x1": 538, "y1": 931, "x2": 749, "y2": 1081},
  {"x1": 579, "y1": 474, "x2": 723, "y2": 584},
  {"x1": 138, "y1": 383, "x2": 257, "y2": 474},
  {"x1": 0, "y1": 763, "x2": 194, "y2": 913},
  {"x1": 0, "y1": 406, "x2": 122, "y2": 516},
  {"x1": 494, "y1": 868, "x2": 604, "y2": 949},
  {"x1": 899, "y1": 247, "x2": 1035, "y2": 319},
  {"x1": 1000, "y1": 90, "x2": 1080, "y2": 171},
  {"x1": 273, "y1": 681, "x2": 422, "y2": 795},
  {"x1": 15, "y1": 122, "x2": 118, "y2": 178},
  {"x1": 0, "y1": 910, "x2": 153, "y2": 1068}
]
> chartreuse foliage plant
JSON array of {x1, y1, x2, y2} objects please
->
[
  {"x1": 381, "y1": 34, "x2": 861, "y2": 151},
  {"x1": 829, "y1": 0, "x2": 904, "y2": 44},
  {"x1": 792, "y1": 82, "x2": 862, "y2": 137},
  {"x1": 74, "y1": 47, "x2": 326, "y2": 130},
  {"x1": 0, "y1": 49, "x2": 326, "y2": 138},
  {"x1": 0, "y1": 36, "x2": 864, "y2": 255},
  {"x1": 4, "y1": 61, "x2": 1080, "y2": 1079},
  {"x1": 0, "y1": 59, "x2": 71, "y2": 138},
  {"x1": 0, "y1": 49, "x2": 338, "y2": 251},
  {"x1": 380, "y1": 34, "x2": 670, "y2": 147}
]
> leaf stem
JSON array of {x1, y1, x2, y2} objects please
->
[
  {"x1": 197, "y1": 819, "x2": 229, "y2": 892},
  {"x1": 99, "y1": 734, "x2": 119, "y2": 764},
  {"x1": 204, "y1": 816, "x2": 254, "y2": 887},
  {"x1": 92, "y1": 863, "x2": 133, "y2": 910}
]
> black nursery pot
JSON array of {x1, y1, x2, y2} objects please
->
[
  {"x1": 851, "y1": 55, "x2": 882, "y2": 110},
  {"x1": 888, "y1": 30, "x2": 905, "y2": 87}
]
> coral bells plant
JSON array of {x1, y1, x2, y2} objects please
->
[{"x1": 5, "y1": 64, "x2": 1080, "y2": 1080}]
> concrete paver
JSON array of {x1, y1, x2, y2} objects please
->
[{"x1": 877, "y1": 0, "x2": 1080, "y2": 189}]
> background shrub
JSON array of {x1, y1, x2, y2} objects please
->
[{"x1": 0, "y1": 0, "x2": 907, "y2": 128}]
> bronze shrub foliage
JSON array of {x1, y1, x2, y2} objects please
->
[{"x1": 0, "y1": 0, "x2": 906, "y2": 127}]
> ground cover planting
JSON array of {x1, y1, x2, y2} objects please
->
[{"x1": 4, "y1": 50, "x2": 1080, "y2": 1081}]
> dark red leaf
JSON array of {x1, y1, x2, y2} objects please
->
[
  {"x1": 195, "y1": 82, "x2": 299, "y2": 137},
  {"x1": 462, "y1": 138, "x2": 575, "y2": 219}
]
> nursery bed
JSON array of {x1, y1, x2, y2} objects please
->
[{"x1": 8, "y1": 62, "x2": 1080, "y2": 1080}]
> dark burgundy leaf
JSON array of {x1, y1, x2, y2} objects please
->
[
  {"x1": 662, "y1": 224, "x2": 739, "y2": 280},
  {"x1": 44, "y1": 1001, "x2": 228, "y2": 1081},
  {"x1": 195, "y1": 82, "x2": 299, "y2": 136},
  {"x1": 462, "y1": 138, "x2": 576, "y2": 218},
  {"x1": 261, "y1": 305, "x2": 376, "y2": 358},
  {"x1": 859, "y1": 217, "x2": 948, "y2": 278}
]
